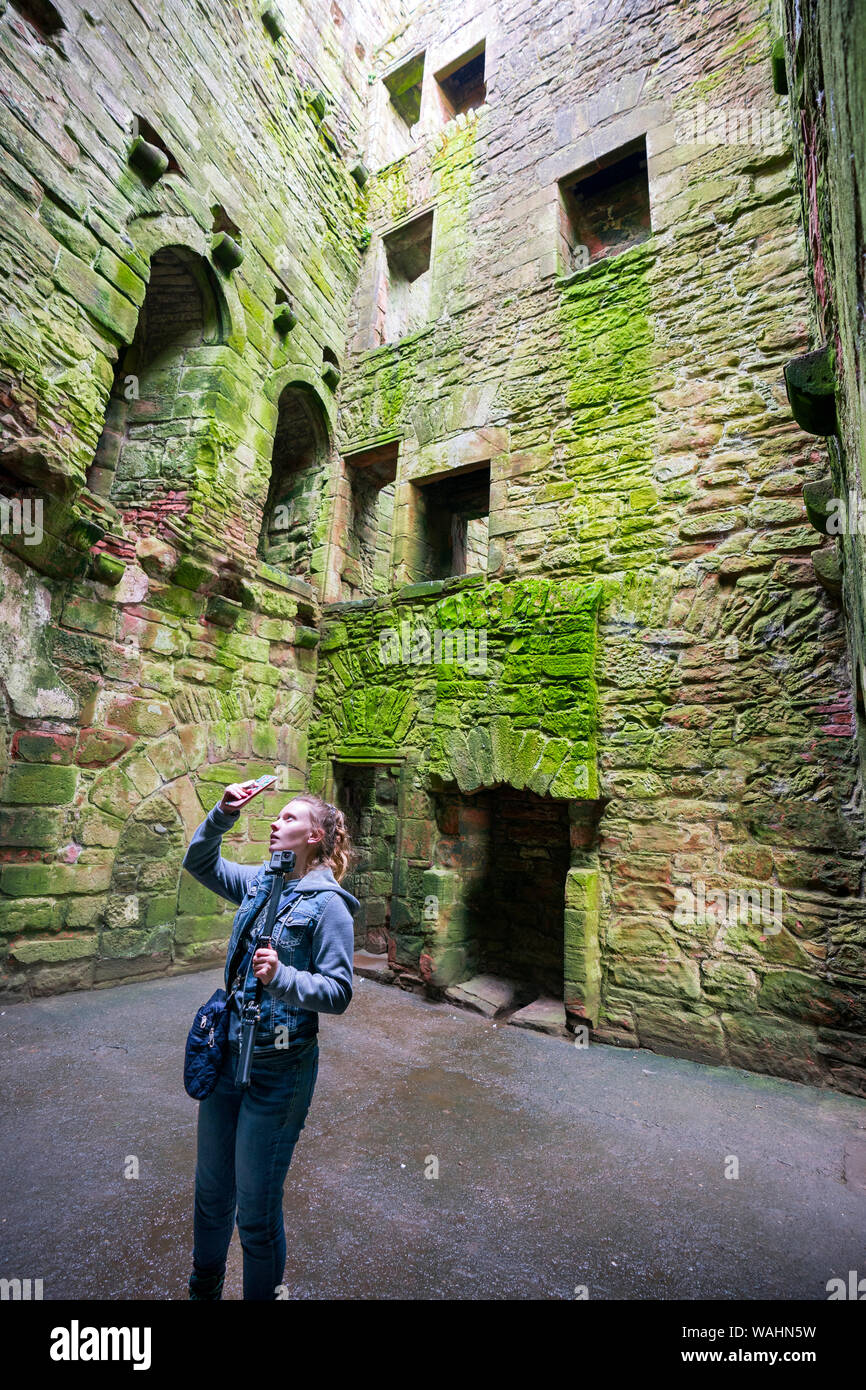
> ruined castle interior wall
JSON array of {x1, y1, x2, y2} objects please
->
[
  {"x1": 1, "y1": 0, "x2": 865, "y2": 1098},
  {"x1": 0, "y1": 0, "x2": 405, "y2": 990},
  {"x1": 316, "y1": 0, "x2": 866, "y2": 1095}
]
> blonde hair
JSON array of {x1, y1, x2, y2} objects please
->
[{"x1": 291, "y1": 793, "x2": 359, "y2": 883}]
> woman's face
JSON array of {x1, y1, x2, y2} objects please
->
[{"x1": 269, "y1": 799, "x2": 323, "y2": 861}]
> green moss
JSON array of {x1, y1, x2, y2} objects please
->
[
  {"x1": 554, "y1": 244, "x2": 660, "y2": 588},
  {"x1": 311, "y1": 576, "x2": 603, "y2": 797},
  {"x1": 428, "y1": 116, "x2": 478, "y2": 318},
  {"x1": 719, "y1": 21, "x2": 765, "y2": 59},
  {"x1": 690, "y1": 69, "x2": 728, "y2": 100},
  {"x1": 367, "y1": 156, "x2": 411, "y2": 225}
]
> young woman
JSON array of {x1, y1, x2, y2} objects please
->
[{"x1": 182, "y1": 784, "x2": 359, "y2": 1300}]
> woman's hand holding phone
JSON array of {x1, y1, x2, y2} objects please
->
[{"x1": 219, "y1": 775, "x2": 276, "y2": 813}]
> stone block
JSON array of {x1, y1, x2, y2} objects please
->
[
  {"x1": 178, "y1": 871, "x2": 224, "y2": 915},
  {"x1": 0, "y1": 898, "x2": 64, "y2": 934},
  {"x1": 633, "y1": 1000, "x2": 727, "y2": 1065},
  {"x1": 60, "y1": 593, "x2": 116, "y2": 639},
  {"x1": 11, "y1": 732, "x2": 75, "y2": 764},
  {"x1": 784, "y1": 345, "x2": 836, "y2": 435},
  {"x1": 2, "y1": 764, "x2": 78, "y2": 805},
  {"x1": 76, "y1": 729, "x2": 137, "y2": 766},
  {"x1": 444, "y1": 973, "x2": 520, "y2": 1017},
  {"x1": 0, "y1": 807, "x2": 68, "y2": 847},
  {"x1": 174, "y1": 914, "x2": 227, "y2": 944},
  {"x1": 721, "y1": 1012, "x2": 826, "y2": 1087},
  {"x1": 700, "y1": 958, "x2": 760, "y2": 1011},
  {"x1": 100, "y1": 925, "x2": 174, "y2": 958},
  {"x1": 128, "y1": 135, "x2": 169, "y2": 183},
  {"x1": 148, "y1": 734, "x2": 188, "y2": 781},
  {"x1": 507, "y1": 996, "x2": 568, "y2": 1035},
  {"x1": 10, "y1": 934, "x2": 98, "y2": 964},
  {"x1": 52, "y1": 247, "x2": 139, "y2": 341},
  {"x1": 64, "y1": 895, "x2": 105, "y2": 928},
  {"x1": 98, "y1": 694, "x2": 174, "y2": 737},
  {"x1": 353, "y1": 949, "x2": 394, "y2": 981},
  {"x1": 89, "y1": 767, "x2": 143, "y2": 817},
  {"x1": 27, "y1": 961, "x2": 95, "y2": 996},
  {"x1": 758, "y1": 970, "x2": 866, "y2": 1030},
  {"x1": 611, "y1": 955, "x2": 701, "y2": 1001},
  {"x1": 76, "y1": 810, "x2": 123, "y2": 847},
  {"x1": 1, "y1": 863, "x2": 77, "y2": 897}
]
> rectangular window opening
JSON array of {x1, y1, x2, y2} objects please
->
[
  {"x1": 383, "y1": 50, "x2": 425, "y2": 127},
  {"x1": 378, "y1": 210, "x2": 434, "y2": 345},
  {"x1": 558, "y1": 135, "x2": 651, "y2": 273},
  {"x1": 434, "y1": 41, "x2": 486, "y2": 119},
  {"x1": 342, "y1": 441, "x2": 399, "y2": 599},
  {"x1": 413, "y1": 462, "x2": 490, "y2": 581}
]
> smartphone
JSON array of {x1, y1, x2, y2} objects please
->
[{"x1": 239, "y1": 774, "x2": 277, "y2": 800}]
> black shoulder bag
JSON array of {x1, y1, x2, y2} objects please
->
[{"x1": 183, "y1": 849, "x2": 296, "y2": 1100}]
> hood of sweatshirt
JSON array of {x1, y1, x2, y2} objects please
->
[{"x1": 263, "y1": 862, "x2": 361, "y2": 918}]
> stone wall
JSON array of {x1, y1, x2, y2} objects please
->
[
  {"x1": 1, "y1": 0, "x2": 865, "y2": 1097},
  {"x1": 0, "y1": 0, "x2": 405, "y2": 989},
  {"x1": 776, "y1": 0, "x2": 866, "y2": 780},
  {"x1": 323, "y1": 0, "x2": 866, "y2": 1094}
]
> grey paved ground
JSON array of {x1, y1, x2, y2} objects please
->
[{"x1": 0, "y1": 968, "x2": 865, "y2": 1300}]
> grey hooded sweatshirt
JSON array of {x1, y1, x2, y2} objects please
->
[{"x1": 182, "y1": 803, "x2": 360, "y2": 1029}]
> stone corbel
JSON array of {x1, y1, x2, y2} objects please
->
[
  {"x1": 802, "y1": 477, "x2": 835, "y2": 533},
  {"x1": 128, "y1": 135, "x2": 169, "y2": 184},
  {"x1": 784, "y1": 345, "x2": 837, "y2": 435}
]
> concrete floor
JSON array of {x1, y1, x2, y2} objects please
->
[{"x1": 1, "y1": 967, "x2": 865, "y2": 1300}]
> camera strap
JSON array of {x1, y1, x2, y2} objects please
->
[{"x1": 237, "y1": 868, "x2": 299, "y2": 1005}]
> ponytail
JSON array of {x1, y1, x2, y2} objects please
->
[{"x1": 292, "y1": 793, "x2": 359, "y2": 883}]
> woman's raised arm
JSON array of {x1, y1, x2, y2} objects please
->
[{"x1": 181, "y1": 783, "x2": 262, "y2": 905}]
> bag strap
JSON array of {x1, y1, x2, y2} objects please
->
[
  {"x1": 240, "y1": 867, "x2": 313, "y2": 1005},
  {"x1": 226, "y1": 892, "x2": 271, "y2": 995}
]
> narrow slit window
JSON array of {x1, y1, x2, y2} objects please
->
[{"x1": 258, "y1": 384, "x2": 329, "y2": 580}]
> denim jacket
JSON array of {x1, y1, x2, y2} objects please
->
[{"x1": 182, "y1": 804, "x2": 359, "y2": 1058}]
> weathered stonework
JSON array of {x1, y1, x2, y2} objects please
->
[
  {"x1": 776, "y1": 0, "x2": 866, "y2": 775},
  {"x1": 1, "y1": 0, "x2": 865, "y2": 1097},
  {"x1": 0, "y1": 0, "x2": 398, "y2": 983}
]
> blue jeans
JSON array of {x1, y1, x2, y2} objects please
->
[{"x1": 189, "y1": 1038, "x2": 319, "y2": 1300}]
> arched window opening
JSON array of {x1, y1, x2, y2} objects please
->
[
  {"x1": 258, "y1": 385, "x2": 330, "y2": 580},
  {"x1": 87, "y1": 246, "x2": 225, "y2": 527}
]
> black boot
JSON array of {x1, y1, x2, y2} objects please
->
[{"x1": 188, "y1": 1268, "x2": 225, "y2": 1300}]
